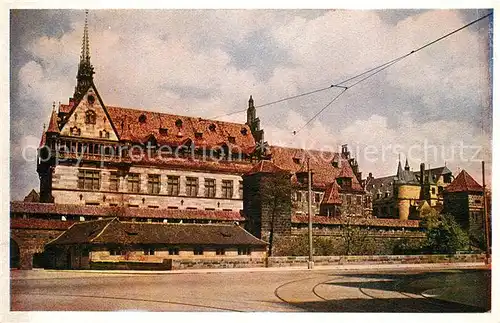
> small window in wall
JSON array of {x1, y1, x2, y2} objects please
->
[
  {"x1": 314, "y1": 193, "x2": 321, "y2": 203},
  {"x1": 195, "y1": 132, "x2": 203, "y2": 139},
  {"x1": 148, "y1": 174, "x2": 161, "y2": 195},
  {"x1": 167, "y1": 176, "x2": 180, "y2": 196},
  {"x1": 239, "y1": 180, "x2": 244, "y2": 198},
  {"x1": 222, "y1": 180, "x2": 234, "y2": 199},
  {"x1": 110, "y1": 249, "x2": 126, "y2": 256},
  {"x1": 216, "y1": 248, "x2": 225, "y2": 255},
  {"x1": 431, "y1": 187, "x2": 436, "y2": 195},
  {"x1": 186, "y1": 177, "x2": 199, "y2": 197},
  {"x1": 205, "y1": 179, "x2": 216, "y2": 198},
  {"x1": 194, "y1": 247, "x2": 204, "y2": 255},
  {"x1": 296, "y1": 191, "x2": 302, "y2": 202},
  {"x1": 438, "y1": 186, "x2": 444, "y2": 194},
  {"x1": 143, "y1": 248, "x2": 155, "y2": 255},
  {"x1": 228, "y1": 136, "x2": 236, "y2": 144},
  {"x1": 238, "y1": 247, "x2": 251, "y2": 255},
  {"x1": 168, "y1": 247, "x2": 179, "y2": 255}
]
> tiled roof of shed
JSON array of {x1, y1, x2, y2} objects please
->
[{"x1": 47, "y1": 218, "x2": 267, "y2": 246}]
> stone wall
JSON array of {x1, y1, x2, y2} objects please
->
[
  {"x1": 267, "y1": 253, "x2": 486, "y2": 267},
  {"x1": 11, "y1": 228, "x2": 66, "y2": 269}
]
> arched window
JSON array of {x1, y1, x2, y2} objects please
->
[{"x1": 85, "y1": 110, "x2": 96, "y2": 124}]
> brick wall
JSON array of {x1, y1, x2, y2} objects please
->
[{"x1": 11, "y1": 228, "x2": 66, "y2": 269}]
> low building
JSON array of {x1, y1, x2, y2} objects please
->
[{"x1": 45, "y1": 218, "x2": 267, "y2": 270}]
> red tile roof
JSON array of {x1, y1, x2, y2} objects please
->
[
  {"x1": 58, "y1": 104, "x2": 256, "y2": 154},
  {"x1": 10, "y1": 202, "x2": 245, "y2": 222},
  {"x1": 445, "y1": 170, "x2": 483, "y2": 193},
  {"x1": 47, "y1": 218, "x2": 267, "y2": 246},
  {"x1": 321, "y1": 182, "x2": 342, "y2": 205},
  {"x1": 268, "y1": 146, "x2": 364, "y2": 191},
  {"x1": 246, "y1": 159, "x2": 290, "y2": 175},
  {"x1": 46, "y1": 108, "x2": 60, "y2": 133},
  {"x1": 291, "y1": 215, "x2": 420, "y2": 228},
  {"x1": 10, "y1": 218, "x2": 75, "y2": 230}
]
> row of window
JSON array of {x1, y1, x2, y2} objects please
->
[
  {"x1": 78, "y1": 170, "x2": 243, "y2": 198},
  {"x1": 109, "y1": 247, "x2": 251, "y2": 256}
]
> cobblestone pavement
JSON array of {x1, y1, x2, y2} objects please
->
[{"x1": 9, "y1": 266, "x2": 490, "y2": 312}]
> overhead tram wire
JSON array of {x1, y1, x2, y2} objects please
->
[
  {"x1": 210, "y1": 12, "x2": 492, "y2": 123},
  {"x1": 292, "y1": 11, "x2": 492, "y2": 135}
]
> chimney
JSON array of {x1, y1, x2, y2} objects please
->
[{"x1": 419, "y1": 163, "x2": 425, "y2": 186}]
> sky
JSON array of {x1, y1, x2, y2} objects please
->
[{"x1": 9, "y1": 8, "x2": 493, "y2": 200}]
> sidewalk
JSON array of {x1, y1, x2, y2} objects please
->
[{"x1": 10, "y1": 262, "x2": 488, "y2": 279}]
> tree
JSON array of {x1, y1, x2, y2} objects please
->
[{"x1": 423, "y1": 213, "x2": 470, "y2": 254}]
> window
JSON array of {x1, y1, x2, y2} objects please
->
[
  {"x1": 314, "y1": 193, "x2": 321, "y2": 203},
  {"x1": 167, "y1": 176, "x2": 180, "y2": 196},
  {"x1": 239, "y1": 181, "x2": 244, "y2": 198},
  {"x1": 431, "y1": 187, "x2": 436, "y2": 195},
  {"x1": 216, "y1": 248, "x2": 225, "y2": 255},
  {"x1": 110, "y1": 249, "x2": 126, "y2": 256},
  {"x1": 138, "y1": 114, "x2": 147, "y2": 123},
  {"x1": 85, "y1": 110, "x2": 96, "y2": 124},
  {"x1": 195, "y1": 132, "x2": 203, "y2": 139},
  {"x1": 168, "y1": 247, "x2": 179, "y2": 255},
  {"x1": 356, "y1": 196, "x2": 362, "y2": 204},
  {"x1": 222, "y1": 180, "x2": 233, "y2": 199},
  {"x1": 296, "y1": 191, "x2": 302, "y2": 202},
  {"x1": 346, "y1": 195, "x2": 352, "y2": 205},
  {"x1": 143, "y1": 248, "x2": 155, "y2": 255},
  {"x1": 109, "y1": 172, "x2": 119, "y2": 191},
  {"x1": 205, "y1": 179, "x2": 216, "y2": 198},
  {"x1": 175, "y1": 119, "x2": 183, "y2": 127},
  {"x1": 78, "y1": 169, "x2": 100, "y2": 191},
  {"x1": 194, "y1": 247, "x2": 204, "y2": 255},
  {"x1": 148, "y1": 174, "x2": 161, "y2": 194},
  {"x1": 238, "y1": 247, "x2": 251, "y2": 255},
  {"x1": 128, "y1": 173, "x2": 140, "y2": 193},
  {"x1": 186, "y1": 177, "x2": 199, "y2": 197},
  {"x1": 228, "y1": 136, "x2": 236, "y2": 144}
]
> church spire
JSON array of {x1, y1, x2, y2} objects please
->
[{"x1": 73, "y1": 9, "x2": 95, "y2": 102}]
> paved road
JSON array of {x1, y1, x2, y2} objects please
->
[{"x1": 10, "y1": 267, "x2": 490, "y2": 312}]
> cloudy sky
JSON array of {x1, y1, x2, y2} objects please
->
[{"x1": 10, "y1": 9, "x2": 492, "y2": 200}]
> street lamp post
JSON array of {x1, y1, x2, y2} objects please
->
[{"x1": 307, "y1": 157, "x2": 314, "y2": 269}]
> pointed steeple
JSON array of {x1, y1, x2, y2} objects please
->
[
  {"x1": 404, "y1": 158, "x2": 410, "y2": 171},
  {"x1": 46, "y1": 103, "x2": 60, "y2": 134},
  {"x1": 73, "y1": 9, "x2": 95, "y2": 101},
  {"x1": 396, "y1": 157, "x2": 404, "y2": 179}
]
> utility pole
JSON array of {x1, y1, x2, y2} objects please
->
[
  {"x1": 307, "y1": 157, "x2": 314, "y2": 269},
  {"x1": 482, "y1": 161, "x2": 490, "y2": 265}
]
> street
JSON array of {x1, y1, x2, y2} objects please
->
[{"x1": 10, "y1": 266, "x2": 490, "y2": 312}]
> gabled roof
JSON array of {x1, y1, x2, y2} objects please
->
[
  {"x1": 321, "y1": 182, "x2": 342, "y2": 205},
  {"x1": 268, "y1": 146, "x2": 364, "y2": 191},
  {"x1": 47, "y1": 218, "x2": 268, "y2": 247},
  {"x1": 58, "y1": 102, "x2": 256, "y2": 154},
  {"x1": 245, "y1": 159, "x2": 289, "y2": 175},
  {"x1": 445, "y1": 170, "x2": 483, "y2": 193}
]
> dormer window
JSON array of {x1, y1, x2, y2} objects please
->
[
  {"x1": 332, "y1": 161, "x2": 339, "y2": 168},
  {"x1": 209, "y1": 123, "x2": 216, "y2": 131},
  {"x1": 159, "y1": 127, "x2": 168, "y2": 135},
  {"x1": 85, "y1": 110, "x2": 96, "y2": 124},
  {"x1": 228, "y1": 136, "x2": 236, "y2": 144},
  {"x1": 293, "y1": 157, "x2": 300, "y2": 164},
  {"x1": 87, "y1": 95, "x2": 95, "y2": 105},
  {"x1": 195, "y1": 132, "x2": 203, "y2": 139},
  {"x1": 175, "y1": 119, "x2": 183, "y2": 128},
  {"x1": 139, "y1": 114, "x2": 147, "y2": 123},
  {"x1": 241, "y1": 128, "x2": 248, "y2": 135},
  {"x1": 70, "y1": 126, "x2": 81, "y2": 136}
]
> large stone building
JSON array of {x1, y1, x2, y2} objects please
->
[
  {"x1": 366, "y1": 160, "x2": 453, "y2": 220},
  {"x1": 11, "y1": 14, "x2": 376, "y2": 269}
]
